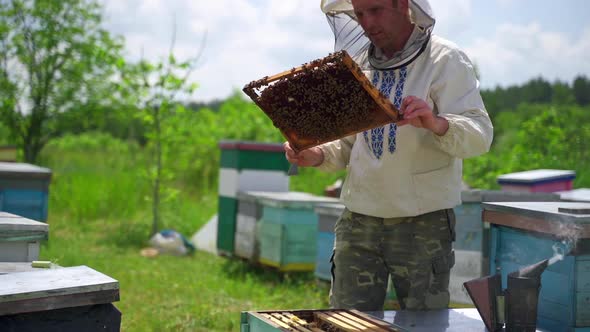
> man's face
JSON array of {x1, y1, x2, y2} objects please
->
[{"x1": 351, "y1": 0, "x2": 409, "y2": 53}]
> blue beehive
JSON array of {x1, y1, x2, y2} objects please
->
[
  {"x1": 313, "y1": 203, "x2": 344, "y2": 281},
  {"x1": 256, "y1": 192, "x2": 338, "y2": 272},
  {"x1": 0, "y1": 162, "x2": 52, "y2": 222},
  {"x1": 450, "y1": 190, "x2": 560, "y2": 304},
  {"x1": 483, "y1": 201, "x2": 590, "y2": 332}
]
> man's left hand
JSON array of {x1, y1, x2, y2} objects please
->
[{"x1": 398, "y1": 95, "x2": 449, "y2": 136}]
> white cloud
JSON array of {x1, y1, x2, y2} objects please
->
[
  {"x1": 429, "y1": 0, "x2": 473, "y2": 38},
  {"x1": 465, "y1": 23, "x2": 590, "y2": 87}
]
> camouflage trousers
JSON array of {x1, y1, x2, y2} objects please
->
[{"x1": 329, "y1": 208, "x2": 456, "y2": 311}]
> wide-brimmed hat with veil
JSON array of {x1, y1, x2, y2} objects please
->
[{"x1": 320, "y1": 0, "x2": 436, "y2": 70}]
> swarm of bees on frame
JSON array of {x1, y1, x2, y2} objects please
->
[{"x1": 244, "y1": 51, "x2": 391, "y2": 149}]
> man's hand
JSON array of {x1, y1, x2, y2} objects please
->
[
  {"x1": 284, "y1": 142, "x2": 324, "y2": 167},
  {"x1": 398, "y1": 95, "x2": 449, "y2": 136}
]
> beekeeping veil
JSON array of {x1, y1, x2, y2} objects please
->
[{"x1": 320, "y1": 0, "x2": 435, "y2": 70}]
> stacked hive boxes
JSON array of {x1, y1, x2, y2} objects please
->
[{"x1": 217, "y1": 141, "x2": 290, "y2": 256}]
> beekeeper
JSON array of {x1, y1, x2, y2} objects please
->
[{"x1": 285, "y1": 0, "x2": 493, "y2": 311}]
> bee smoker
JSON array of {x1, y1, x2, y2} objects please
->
[{"x1": 463, "y1": 259, "x2": 549, "y2": 332}]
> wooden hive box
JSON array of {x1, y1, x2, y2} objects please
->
[
  {"x1": 483, "y1": 202, "x2": 590, "y2": 331},
  {"x1": 241, "y1": 308, "x2": 407, "y2": 332},
  {"x1": 0, "y1": 162, "x2": 52, "y2": 222},
  {"x1": 496, "y1": 169, "x2": 576, "y2": 193},
  {"x1": 449, "y1": 190, "x2": 560, "y2": 305},
  {"x1": 0, "y1": 212, "x2": 48, "y2": 262},
  {"x1": 0, "y1": 265, "x2": 121, "y2": 331},
  {"x1": 243, "y1": 51, "x2": 401, "y2": 152},
  {"x1": 255, "y1": 192, "x2": 338, "y2": 272}
]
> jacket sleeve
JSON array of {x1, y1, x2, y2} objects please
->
[
  {"x1": 429, "y1": 48, "x2": 494, "y2": 159},
  {"x1": 315, "y1": 134, "x2": 357, "y2": 172}
]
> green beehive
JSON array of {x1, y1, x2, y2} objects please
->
[
  {"x1": 256, "y1": 192, "x2": 338, "y2": 272},
  {"x1": 217, "y1": 141, "x2": 290, "y2": 256}
]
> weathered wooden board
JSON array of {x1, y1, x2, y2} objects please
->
[
  {"x1": 0, "y1": 265, "x2": 119, "y2": 315},
  {"x1": 0, "y1": 214, "x2": 48, "y2": 233}
]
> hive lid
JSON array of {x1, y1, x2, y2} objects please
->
[
  {"x1": 0, "y1": 265, "x2": 119, "y2": 315},
  {"x1": 241, "y1": 191, "x2": 339, "y2": 209},
  {"x1": 560, "y1": 188, "x2": 590, "y2": 203},
  {"x1": 243, "y1": 50, "x2": 401, "y2": 153},
  {"x1": 314, "y1": 202, "x2": 346, "y2": 216},
  {"x1": 461, "y1": 190, "x2": 561, "y2": 203},
  {"x1": 497, "y1": 169, "x2": 575, "y2": 185},
  {"x1": 0, "y1": 162, "x2": 52, "y2": 180},
  {"x1": 0, "y1": 213, "x2": 48, "y2": 234}
]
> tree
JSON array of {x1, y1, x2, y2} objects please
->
[
  {"x1": 0, "y1": 0, "x2": 123, "y2": 163},
  {"x1": 573, "y1": 75, "x2": 590, "y2": 106},
  {"x1": 119, "y1": 26, "x2": 204, "y2": 236}
]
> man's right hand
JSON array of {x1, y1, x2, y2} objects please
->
[{"x1": 284, "y1": 142, "x2": 324, "y2": 167}]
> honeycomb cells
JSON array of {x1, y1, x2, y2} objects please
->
[{"x1": 258, "y1": 55, "x2": 381, "y2": 145}]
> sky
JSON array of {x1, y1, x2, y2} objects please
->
[{"x1": 101, "y1": 0, "x2": 590, "y2": 102}]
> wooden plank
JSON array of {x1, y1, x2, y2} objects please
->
[
  {"x1": 0, "y1": 266, "x2": 119, "y2": 315},
  {"x1": 329, "y1": 312, "x2": 376, "y2": 331},
  {"x1": 483, "y1": 210, "x2": 590, "y2": 239},
  {"x1": 262, "y1": 313, "x2": 292, "y2": 330},
  {"x1": 315, "y1": 312, "x2": 360, "y2": 331},
  {"x1": 270, "y1": 313, "x2": 313, "y2": 332},
  {"x1": 338, "y1": 311, "x2": 388, "y2": 331},
  {"x1": 348, "y1": 309, "x2": 399, "y2": 331},
  {"x1": 282, "y1": 313, "x2": 314, "y2": 332}
]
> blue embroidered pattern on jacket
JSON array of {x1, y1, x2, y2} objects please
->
[
  {"x1": 388, "y1": 66, "x2": 408, "y2": 153},
  {"x1": 364, "y1": 69, "x2": 403, "y2": 159}
]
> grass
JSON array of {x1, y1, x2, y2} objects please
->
[{"x1": 36, "y1": 134, "x2": 331, "y2": 331}]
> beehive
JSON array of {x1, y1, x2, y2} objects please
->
[
  {"x1": 243, "y1": 51, "x2": 400, "y2": 152},
  {"x1": 0, "y1": 162, "x2": 51, "y2": 222},
  {"x1": 255, "y1": 192, "x2": 338, "y2": 272},
  {"x1": 449, "y1": 190, "x2": 561, "y2": 304},
  {"x1": 241, "y1": 309, "x2": 405, "y2": 332},
  {"x1": 483, "y1": 202, "x2": 590, "y2": 331},
  {"x1": 217, "y1": 141, "x2": 290, "y2": 256},
  {"x1": 497, "y1": 169, "x2": 576, "y2": 193}
]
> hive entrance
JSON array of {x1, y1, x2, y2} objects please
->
[{"x1": 243, "y1": 51, "x2": 401, "y2": 152}]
